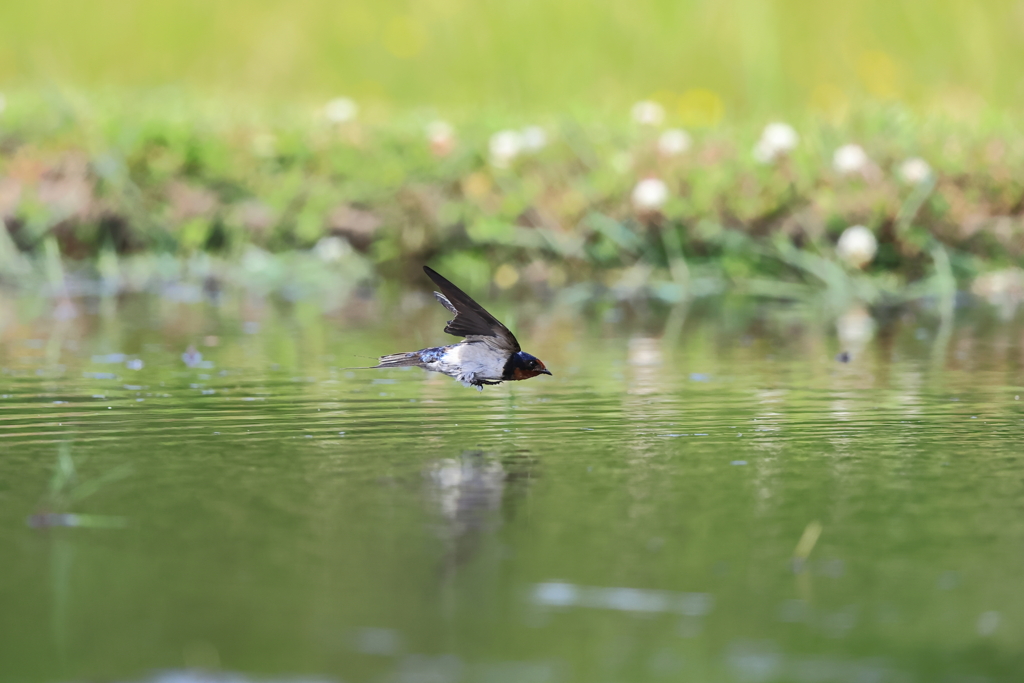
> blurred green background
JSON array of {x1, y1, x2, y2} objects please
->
[
  {"x1": 0, "y1": 0, "x2": 1022, "y2": 304},
  {"x1": 1, "y1": 0, "x2": 1022, "y2": 116}
]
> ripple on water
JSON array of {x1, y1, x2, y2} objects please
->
[{"x1": 3, "y1": 292, "x2": 1024, "y2": 681}]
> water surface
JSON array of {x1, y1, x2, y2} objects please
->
[{"x1": 2, "y1": 290, "x2": 1023, "y2": 682}]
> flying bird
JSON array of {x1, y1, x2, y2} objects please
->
[{"x1": 373, "y1": 266, "x2": 552, "y2": 390}]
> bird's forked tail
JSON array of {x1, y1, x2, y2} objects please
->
[{"x1": 372, "y1": 351, "x2": 426, "y2": 369}]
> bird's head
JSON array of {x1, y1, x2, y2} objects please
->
[{"x1": 508, "y1": 351, "x2": 552, "y2": 381}]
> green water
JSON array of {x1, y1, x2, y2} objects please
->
[{"x1": 2, "y1": 291, "x2": 1024, "y2": 682}]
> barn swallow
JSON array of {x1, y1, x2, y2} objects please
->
[{"x1": 373, "y1": 266, "x2": 552, "y2": 390}]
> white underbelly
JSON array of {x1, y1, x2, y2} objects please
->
[{"x1": 430, "y1": 341, "x2": 507, "y2": 383}]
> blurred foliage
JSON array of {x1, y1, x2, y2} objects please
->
[
  {"x1": 0, "y1": 90, "x2": 1020, "y2": 305},
  {"x1": 0, "y1": 0, "x2": 1021, "y2": 305},
  {"x1": 1, "y1": 0, "x2": 1023, "y2": 115}
]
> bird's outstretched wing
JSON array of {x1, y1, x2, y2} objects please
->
[{"x1": 424, "y1": 266, "x2": 521, "y2": 352}]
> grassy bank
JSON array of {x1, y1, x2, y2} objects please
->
[{"x1": 0, "y1": 91, "x2": 1022, "y2": 307}]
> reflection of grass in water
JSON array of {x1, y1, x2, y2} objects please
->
[
  {"x1": 28, "y1": 443, "x2": 131, "y2": 529},
  {"x1": 28, "y1": 443, "x2": 131, "y2": 664}
]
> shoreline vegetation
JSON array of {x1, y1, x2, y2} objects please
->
[{"x1": 0, "y1": 90, "x2": 1022, "y2": 310}]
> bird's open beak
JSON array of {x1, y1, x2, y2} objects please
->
[{"x1": 540, "y1": 368, "x2": 552, "y2": 375}]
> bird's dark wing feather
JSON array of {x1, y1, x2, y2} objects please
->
[{"x1": 423, "y1": 266, "x2": 520, "y2": 352}]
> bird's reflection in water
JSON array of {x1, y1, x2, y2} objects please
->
[{"x1": 425, "y1": 450, "x2": 536, "y2": 577}]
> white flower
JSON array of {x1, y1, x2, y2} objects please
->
[
  {"x1": 833, "y1": 144, "x2": 869, "y2": 174},
  {"x1": 426, "y1": 120, "x2": 455, "y2": 156},
  {"x1": 521, "y1": 126, "x2": 548, "y2": 152},
  {"x1": 631, "y1": 178, "x2": 669, "y2": 211},
  {"x1": 657, "y1": 129, "x2": 691, "y2": 156},
  {"x1": 488, "y1": 129, "x2": 523, "y2": 168},
  {"x1": 314, "y1": 235, "x2": 351, "y2": 262},
  {"x1": 836, "y1": 225, "x2": 877, "y2": 268},
  {"x1": 762, "y1": 122, "x2": 799, "y2": 151},
  {"x1": 752, "y1": 122, "x2": 799, "y2": 163},
  {"x1": 898, "y1": 157, "x2": 932, "y2": 184},
  {"x1": 631, "y1": 100, "x2": 665, "y2": 126},
  {"x1": 324, "y1": 97, "x2": 358, "y2": 124}
]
